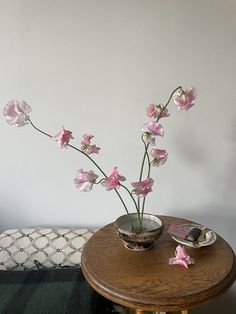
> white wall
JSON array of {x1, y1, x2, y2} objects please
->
[{"x1": 0, "y1": 1, "x2": 235, "y2": 312}]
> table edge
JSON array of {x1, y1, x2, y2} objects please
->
[{"x1": 81, "y1": 217, "x2": 236, "y2": 311}]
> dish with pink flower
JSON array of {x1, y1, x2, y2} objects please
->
[{"x1": 171, "y1": 224, "x2": 217, "y2": 248}]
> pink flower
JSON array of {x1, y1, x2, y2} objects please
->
[
  {"x1": 3, "y1": 100, "x2": 31, "y2": 127},
  {"x1": 81, "y1": 134, "x2": 94, "y2": 146},
  {"x1": 52, "y1": 127, "x2": 74, "y2": 148},
  {"x1": 142, "y1": 122, "x2": 164, "y2": 137},
  {"x1": 81, "y1": 134, "x2": 100, "y2": 155},
  {"x1": 101, "y1": 167, "x2": 126, "y2": 191},
  {"x1": 131, "y1": 177, "x2": 154, "y2": 198},
  {"x1": 144, "y1": 133, "x2": 156, "y2": 146},
  {"x1": 150, "y1": 149, "x2": 168, "y2": 167},
  {"x1": 147, "y1": 104, "x2": 170, "y2": 119},
  {"x1": 86, "y1": 144, "x2": 100, "y2": 155},
  {"x1": 174, "y1": 87, "x2": 197, "y2": 111},
  {"x1": 74, "y1": 169, "x2": 98, "y2": 192},
  {"x1": 169, "y1": 245, "x2": 195, "y2": 269}
]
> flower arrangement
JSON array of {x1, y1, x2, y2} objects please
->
[{"x1": 3, "y1": 86, "x2": 197, "y2": 231}]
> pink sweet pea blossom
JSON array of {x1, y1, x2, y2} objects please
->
[
  {"x1": 3, "y1": 86, "x2": 197, "y2": 224},
  {"x1": 52, "y1": 127, "x2": 74, "y2": 148},
  {"x1": 142, "y1": 122, "x2": 164, "y2": 137},
  {"x1": 150, "y1": 149, "x2": 168, "y2": 167},
  {"x1": 101, "y1": 167, "x2": 126, "y2": 191},
  {"x1": 174, "y1": 87, "x2": 197, "y2": 111},
  {"x1": 81, "y1": 134, "x2": 94, "y2": 146},
  {"x1": 144, "y1": 133, "x2": 156, "y2": 146},
  {"x1": 147, "y1": 104, "x2": 170, "y2": 119},
  {"x1": 74, "y1": 169, "x2": 98, "y2": 192},
  {"x1": 81, "y1": 134, "x2": 100, "y2": 155},
  {"x1": 169, "y1": 245, "x2": 195, "y2": 269},
  {"x1": 86, "y1": 144, "x2": 100, "y2": 155},
  {"x1": 3, "y1": 100, "x2": 31, "y2": 127},
  {"x1": 131, "y1": 177, "x2": 154, "y2": 198}
]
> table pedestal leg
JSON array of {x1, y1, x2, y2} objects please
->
[
  {"x1": 128, "y1": 309, "x2": 145, "y2": 314},
  {"x1": 167, "y1": 311, "x2": 189, "y2": 314},
  {"x1": 129, "y1": 309, "x2": 189, "y2": 314}
]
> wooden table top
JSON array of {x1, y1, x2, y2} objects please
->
[{"x1": 81, "y1": 216, "x2": 236, "y2": 312}]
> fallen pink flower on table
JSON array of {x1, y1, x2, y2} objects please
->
[{"x1": 169, "y1": 245, "x2": 195, "y2": 269}]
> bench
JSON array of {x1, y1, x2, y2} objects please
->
[{"x1": 0, "y1": 227, "x2": 125, "y2": 314}]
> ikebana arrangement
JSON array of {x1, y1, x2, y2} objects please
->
[{"x1": 3, "y1": 86, "x2": 197, "y2": 251}]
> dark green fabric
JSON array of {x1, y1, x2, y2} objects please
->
[{"x1": 0, "y1": 268, "x2": 99, "y2": 314}]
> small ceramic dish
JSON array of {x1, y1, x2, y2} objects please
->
[{"x1": 171, "y1": 223, "x2": 217, "y2": 248}]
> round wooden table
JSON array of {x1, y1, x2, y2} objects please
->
[{"x1": 81, "y1": 216, "x2": 236, "y2": 313}]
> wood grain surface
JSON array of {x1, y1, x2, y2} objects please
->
[{"x1": 81, "y1": 216, "x2": 236, "y2": 312}]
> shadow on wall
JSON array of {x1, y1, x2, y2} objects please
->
[
  {"x1": 191, "y1": 288, "x2": 236, "y2": 314},
  {"x1": 173, "y1": 208, "x2": 236, "y2": 249},
  {"x1": 172, "y1": 115, "x2": 236, "y2": 212},
  {"x1": 171, "y1": 209, "x2": 236, "y2": 314},
  {"x1": 169, "y1": 116, "x2": 236, "y2": 313}
]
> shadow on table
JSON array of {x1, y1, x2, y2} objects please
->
[
  {"x1": 191, "y1": 285, "x2": 236, "y2": 313},
  {"x1": 165, "y1": 209, "x2": 236, "y2": 314}
]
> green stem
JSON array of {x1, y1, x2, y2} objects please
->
[
  {"x1": 120, "y1": 184, "x2": 141, "y2": 229},
  {"x1": 94, "y1": 178, "x2": 106, "y2": 185},
  {"x1": 141, "y1": 197, "x2": 146, "y2": 221},
  {"x1": 137, "y1": 134, "x2": 149, "y2": 224},
  {"x1": 114, "y1": 189, "x2": 134, "y2": 228},
  {"x1": 139, "y1": 86, "x2": 183, "y2": 219},
  {"x1": 141, "y1": 153, "x2": 151, "y2": 221},
  {"x1": 68, "y1": 143, "x2": 107, "y2": 177},
  {"x1": 138, "y1": 134, "x2": 150, "y2": 224},
  {"x1": 156, "y1": 86, "x2": 182, "y2": 124},
  {"x1": 139, "y1": 86, "x2": 182, "y2": 183},
  {"x1": 28, "y1": 118, "x2": 134, "y2": 228},
  {"x1": 28, "y1": 119, "x2": 52, "y2": 138},
  {"x1": 139, "y1": 134, "x2": 149, "y2": 182}
]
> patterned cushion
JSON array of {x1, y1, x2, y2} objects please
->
[{"x1": 0, "y1": 228, "x2": 97, "y2": 270}]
